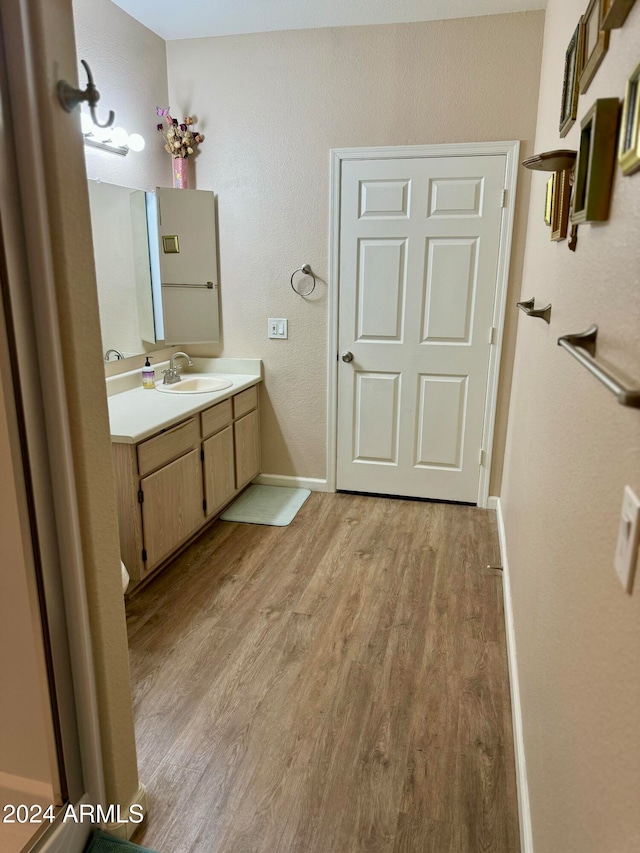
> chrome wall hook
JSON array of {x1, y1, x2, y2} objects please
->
[
  {"x1": 57, "y1": 59, "x2": 115, "y2": 129},
  {"x1": 517, "y1": 297, "x2": 552, "y2": 324}
]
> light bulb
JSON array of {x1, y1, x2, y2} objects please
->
[
  {"x1": 111, "y1": 126, "x2": 128, "y2": 147},
  {"x1": 127, "y1": 133, "x2": 145, "y2": 152}
]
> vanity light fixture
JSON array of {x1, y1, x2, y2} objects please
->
[{"x1": 81, "y1": 112, "x2": 145, "y2": 156}]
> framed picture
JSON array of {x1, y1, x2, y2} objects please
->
[
  {"x1": 551, "y1": 169, "x2": 572, "y2": 241},
  {"x1": 602, "y1": 0, "x2": 637, "y2": 29},
  {"x1": 560, "y1": 19, "x2": 585, "y2": 137},
  {"x1": 571, "y1": 98, "x2": 620, "y2": 223},
  {"x1": 619, "y1": 60, "x2": 640, "y2": 174},
  {"x1": 544, "y1": 175, "x2": 554, "y2": 226},
  {"x1": 579, "y1": 0, "x2": 610, "y2": 94}
]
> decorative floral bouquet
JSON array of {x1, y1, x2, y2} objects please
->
[{"x1": 156, "y1": 107, "x2": 204, "y2": 159}]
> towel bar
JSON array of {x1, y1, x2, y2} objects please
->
[
  {"x1": 557, "y1": 326, "x2": 640, "y2": 408},
  {"x1": 161, "y1": 282, "x2": 216, "y2": 289}
]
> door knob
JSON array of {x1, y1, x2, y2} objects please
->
[{"x1": 341, "y1": 351, "x2": 354, "y2": 363}]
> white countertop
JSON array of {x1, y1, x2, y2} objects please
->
[{"x1": 107, "y1": 357, "x2": 262, "y2": 444}]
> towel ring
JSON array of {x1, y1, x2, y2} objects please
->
[{"x1": 290, "y1": 263, "x2": 316, "y2": 296}]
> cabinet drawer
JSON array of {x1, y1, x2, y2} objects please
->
[
  {"x1": 137, "y1": 417, "x2": 199, "y2": 477},
  {"x1": 233, "y1": 385, "x2": 258, "y2": 419},
  {"x1": 201, "y1": 398, "x2": 232, "y2": 439}
]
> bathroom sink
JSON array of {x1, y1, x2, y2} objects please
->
[{"x1": 156, "y1": 376, "x2": 233, "y2": 394}]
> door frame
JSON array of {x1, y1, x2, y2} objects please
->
[{"x1": 327, "y1": 141, "x2": 520, "y2": 508}]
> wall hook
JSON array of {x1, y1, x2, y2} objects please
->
[
  {"x1": 517, "y1": 297, "x2": 552, "y2": 324},
  {"x1": 57, "y1": 59, "x2": 115, "y2": 129}
]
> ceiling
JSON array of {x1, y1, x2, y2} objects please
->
[{"x1": 110, "y1": 0, "x2": 547, "y2": 41}]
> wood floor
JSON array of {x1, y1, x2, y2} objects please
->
[{"x1": 126, "y1": 492, "x2": 519, "y2": 853}]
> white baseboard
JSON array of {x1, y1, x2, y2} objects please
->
[
  {"x1": 0, "y1": 771, "x2": 54, "y2": 802},
  {"x1": 253, "y1": 474, "x2": 330, "y2": 492},
  {"x1": 486, "y1": 495, "x2": 499, "y2": 510},
  {"x1": 495, "y1": 498, "x2": 533, "y2": 853},
  {"x1": 103, "y1": 782, "x2": 147, "y2": 841}
]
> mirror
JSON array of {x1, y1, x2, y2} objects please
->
[{"x1": 87, "y1": 180, "x2": 156, "y2": 360}]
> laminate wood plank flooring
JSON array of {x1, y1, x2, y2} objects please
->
[{"x1": 127, "y1": 492, "x2": 519, "y2": 853}]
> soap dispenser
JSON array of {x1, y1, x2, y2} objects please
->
[{"x1": 142, "y1": 356, "x2": 155, "y2": 389}]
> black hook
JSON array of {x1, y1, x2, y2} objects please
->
[{"x1": 57, "y1": 59, "x2": 115, "y2": 129}]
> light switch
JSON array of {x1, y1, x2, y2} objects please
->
[
  {"x1": 614, "y1": 485, "x2": 640, "y2": 593},
  {"x1": 268, "y1": 318, "x2": 288, "y2": 339}
]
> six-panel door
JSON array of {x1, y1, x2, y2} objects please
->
[{"x1": 337, "y1": 155, "x2": 506, "y2": 503}]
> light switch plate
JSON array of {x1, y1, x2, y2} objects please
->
[
  {"x1": 614, "y1": 485, "x2": 640, "y2": 593},
  {"x1": 268, "y1": 318, "x2": 288, "y2": 339}
]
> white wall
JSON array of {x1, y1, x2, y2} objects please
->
[
  {"x1": 501, "y1": 2, "x2": 640, "y2": 850},
  {"x1": 166, "y1": 13, "x2": 545, "y2": 489},
  {"x1": 73, "y1": 0, "x2": 169, "y2": 191}
]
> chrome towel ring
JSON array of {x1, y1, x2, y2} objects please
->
[{"x1": 290, "y1": 263, "x2": 316, "y2": 296}]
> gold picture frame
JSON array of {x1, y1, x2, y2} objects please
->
[
  {"x1": 602, "y1": 0, "x2": 637, "y2": 28},
  {"x1": 544, "y1": 175, "x2": 554, "y2": 226},
  {"x1": 551, "y1": 169, "x2": 572, "y2": 241},
  {"x1": 619, "y1": 60, "x2": 640, "y2": 175},
  {"x1": 571, "y1": 98, "x2": 620, "y2": 224},
  {"x1": 560, "y1": 19, "x2": 585, "y2": 137},
  {"x1": 579, "y1": 0, "x2": 610, "y2": 94}
]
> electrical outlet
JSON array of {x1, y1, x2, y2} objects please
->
[
  {"x1": 268, "y1": 318, "x2": 288, "y2": 339},
  {"x1": 614, "y1": 486, "x2": 640, "y2": 593}
]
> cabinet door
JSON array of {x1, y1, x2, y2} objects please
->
[
  {"x1": 141, "y1": 449, "x2": 204, "y2": 570},
  {"x1": 156, "y1": 188, "x2": 217, "y2": 286},
  {"x1": 203, "y1": 426, "x2": 235, "y2": 517},
  {"x1": 155, "y1": 188, "x2": 220, "y2": 344},
  {"x1": 234, "y1": 410, "x2": 260, "y2": 490}
]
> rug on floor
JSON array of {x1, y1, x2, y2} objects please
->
[
  {"x1": 220, "y1": 484, "x2": 311, "y2": 526},
  {"x1": 84, "y1": 830, "x2": 158, "y2": 852}
]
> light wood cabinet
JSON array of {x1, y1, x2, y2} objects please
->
[
  {"x1": 112, "y1": 384, "x2": 260, "y2": 589},
  {"x1": 201, "y1": 398, "x2": 232, "y2": 439},
  {"x1": 203, "y1": 425, "x2": 235, "y2": 517},
  {"x1": 137, "y1": 417, "x2": 199, "y2": 477},
  {"x1": 234, "y1": 410, "x2": 260, "y2": 489},
  {"x1": 141, "y1": 449, "x2": 204, "y2": 569},
  {"x1": 233, "y1": 386, "x2": 258, "y2": 419}
]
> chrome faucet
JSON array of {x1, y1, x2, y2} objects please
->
[
  {"x1": 162, "y1": 351, "x2": 193, "y2": 385},
  {"x1": 104, "y1": 348, "x2": 124, "y2": 361}
]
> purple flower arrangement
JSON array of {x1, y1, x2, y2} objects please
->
[{"x1": 156, "y1": 107, "x2": 204, "y2": 159}]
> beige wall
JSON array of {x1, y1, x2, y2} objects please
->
[
  {"x1": 18, "y1": 0, "x2": 141, "y2": 810},
  {"x1": 73, "y1": 0, "x2": 169, "y2": 192},
  {"x1": 0, "y1": 369, "x2": 52, "y2": 787},
  {"x1": 166, "y1": 12, "x2": 545, "y2": 490},
  {"x1": 501, "y1": 2, "x2": 640, "y2": 851}
]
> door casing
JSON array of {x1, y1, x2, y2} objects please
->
[{"x1": 327, "y1": 142, "x2": 520, "y2": 508}]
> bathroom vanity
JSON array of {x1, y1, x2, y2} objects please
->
[{"x1": 107, "y1": 358, "x2": 261, "y2": 590}]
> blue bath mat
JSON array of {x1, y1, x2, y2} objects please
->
[
  {"x1": 84, "y1": 829, "x2": 158, "y2": 853},
  {"x1": 220, "y1": 484, "x2": 311, "y2": 526}
]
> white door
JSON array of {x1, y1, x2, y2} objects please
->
[{"x1": 336, "y1": 154, "x2": 506, "y2": 503}]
